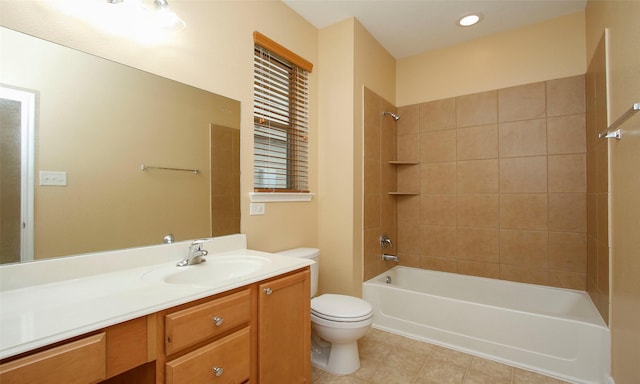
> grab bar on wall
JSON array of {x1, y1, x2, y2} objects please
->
[
  {"x1": 598, "y1": 102, "x2": 640, "y2": 140},
  {"x1": 141, "y1": 164, "x2": 200, "y2": 174}
]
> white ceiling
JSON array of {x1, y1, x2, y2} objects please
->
[{"x1": 282, "y1": 0, "x2": 587, "y2": 59}]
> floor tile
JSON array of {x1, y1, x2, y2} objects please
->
[{"x1": 310, "y1": 329, "x2": 568, "y2": 384}]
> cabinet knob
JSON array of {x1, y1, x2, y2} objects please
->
[
  {"x1": 263, "y1": 287, "x2": 273, "y2": 295},
  {"x1": 212, "y1": 367, "x2": 224, "y2": 377},
  {"x1": 212, "y1": 316, "x2": 224, "y2": 326}
]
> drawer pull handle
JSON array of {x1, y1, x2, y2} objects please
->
[
  {"x1": 212, "y1": 316, "x2": 224, "y2": 326},
  {"x1": 263, "y1": 287, "x2": 273, "y2": 295},
  {"x1": 213, "y1": 367, "x2": 224, "y2": 377}
]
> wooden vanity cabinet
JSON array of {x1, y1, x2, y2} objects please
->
[
  {"x1": 0, "y1": 316, "x2": 152, "y2": 384},
  {"x1": 0, "y1": 267, "x2": 310, "y2": 384}
]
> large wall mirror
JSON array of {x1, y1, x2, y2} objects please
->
[{"x1": 0, "y1": 27, "x2": 240, "y2": 264}]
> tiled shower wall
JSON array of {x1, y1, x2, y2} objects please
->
[
  {"x1": 388, "y1": 75, "x2": 588, "y2": 290},
  {"x1": 363, "y1": 88, "x2": 398, "y2": 280},
  {"x1": 586, "y1": 35, "x2": 610, "y2": 322}
]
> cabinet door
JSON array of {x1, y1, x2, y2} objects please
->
[{"x1": 258, "y1": 269, "x2": 310, "y2": 384}]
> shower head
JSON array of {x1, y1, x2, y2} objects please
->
[{"x1": 382, "y1": 111, "x2": 400, "y2": 121}]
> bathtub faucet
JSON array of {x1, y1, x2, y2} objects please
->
[
  {"x1": 382, "y1": 253, "x2": 399, "y2": 263},
  {"x1": 380, "y1": 233, "x2": 393, "y2": 249}
]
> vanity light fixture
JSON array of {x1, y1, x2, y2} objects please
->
[
  {"x1": 153, "y1": 0, "x2": 186, "y2": 30},
  {"x1": 457, "y1": 13, "x2": 483, "y2": 27}
]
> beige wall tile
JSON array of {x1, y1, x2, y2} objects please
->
[
  {"x1": 547, "y1": 114, "x2": 586, "y2": 154},
  {"x1": 499, "y1": 119, "x2": 547, "y2": 157},
  {"x1": 421, "y1": 162, "x2": 457, "y2": 194},
  {"x1": 547, "y1": 75, "x2": 585, "y2": 117},
  {"x1": 397, "y1": 133, "x2": 420, "y2": 162},
  {"x1": 397, "y1": 164, "x2": 420, "y2": 193},
  {"x1": 457, "y1": 159, "x2": 499, "y2": 194},
  {"x1": 548, "y1": 193, "x2": 587, "y2": 233},
  {"x1": 398, "y1": 220, "x2": 421, "y2": 255},
  {"x1": 549, "y1": 231, "x2": 587, "y2": 272},
  {"x1": 587, "y1": 235, "x2": 598, "y2": 283},
  {"x1": 595, "y1": 140, "x2": 608, "y2": 193},
  {"x1": 456, "y1": 90, "x2": 498, "y2": 128},
  {"x1": 421, "y1": 225, "x2": 457, "y2": 258},
  {"x1": 364, "y1": 158, "x2": 381, "y2": 194},
  {"x1": 548, "y1": 154, "x2": 586, "y2": 192},
  {"x1": 420, "y1": 256, "x2": 458, "y2": 273},
  {"x1": 597, "y1": 240, "x2": 609, "y2": 295},
  {"x1": 500, "y1": 194, "x2": 548, "y2": 230},
  {"x1": 499, "y1": 229, "x2": 548, "y2": 267},
  {"x1": 420, "y1": 98, "x2": 456, "y2": 132},
  {"x1": 364, "y1": 228, "x2": 385, "y2": 281},
  {"x1": 421, "y1": 194, "x2": 457, "y2": 226},
  {"x1": 499, "y1": 156, "x2": 548, "y2": 193},
  {"x1": 421, "y1": 129, "x2": 456, "y2": 163},
  {"x1": 457, "y1": 194, "x2": 500, "y2": 228},
  {"x1": 397, "y1": 196, "x2": 420, "y2": 253},
  {"x1": 549, "y1": 270, "x2": 586, "y2": 290},
  {"x1": 397, "y1": 104, "x2": 419, "y2": 136},
  {"x1": 596, "y1": 192, "x2": 608, "y2": 243},
  {"x1": 457, "y1": 227, "x2": 499, "y2": 262},
  {"x1": 398, "y1": 195, "x2": 421, "y2": 227},
  {"x1": 363, "y1": 192, "x2": 381, "y2": 230},
  {"x1": 500, "y1": 264, "x2": 548, "y2": 285},
  {"x1": 498, "y1": 82, "x2": 546, "y2": 122},
  {"x1": 458, "y1": 260, "x2": 500, "y2": 279},
  {"x1": 457, "y1": 124, "x2": 498, "y2": 160}
]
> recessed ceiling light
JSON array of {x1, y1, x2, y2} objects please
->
[{"x1": 457, "y1": 13, "x2": 483, "y2": 27}]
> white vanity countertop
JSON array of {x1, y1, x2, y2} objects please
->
[{"x1": 0, "y1": 235, "x2": 312, "y2": 359}]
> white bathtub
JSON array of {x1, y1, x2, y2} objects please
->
[{"x1": 362, "y1": 266, "x2": 610, "y2": 384}]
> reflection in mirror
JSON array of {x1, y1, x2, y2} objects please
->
[{"x1": 0, "y1": 27, "x2": 240, "y2": 264}]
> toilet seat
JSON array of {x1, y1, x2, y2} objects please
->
[{"x1": 311, "y1": 294, "x2": 373, "y2": 323}]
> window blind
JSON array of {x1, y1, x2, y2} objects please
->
[{"x1": 253, "y1": 32, "x2": 311, "y2": 192}]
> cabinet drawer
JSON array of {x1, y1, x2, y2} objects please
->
[
  {"x1": 165, "y1": 288, "x2": 250, "y2": 355},
  {"x1": 0, "y1": 333, "x2": 106, "y2": 384},
  {"x1": 165, "y1": 327, "x2": 250, "y2": 384}
]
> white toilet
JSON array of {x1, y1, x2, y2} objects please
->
[{"x1": 277, "y1": 248, "x2": 373, "y2": 375}]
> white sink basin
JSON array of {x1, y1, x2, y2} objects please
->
[{"x1": 142, "y1": 255, "x2": 271, "y2": 286}]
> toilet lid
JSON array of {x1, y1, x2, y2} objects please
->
[{"x1": 311, "y1": 294, "x2": 373, "y2": 322}]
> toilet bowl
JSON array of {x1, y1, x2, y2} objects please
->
[{"x1": 276, "y1": 248, "x2": 373, "y2": 375}]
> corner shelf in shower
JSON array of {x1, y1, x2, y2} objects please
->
[
  {"x1": 389, "y1": 161, "x2": 419, "y2": 195},
  {"x1": 389, "y1": 161, "x2": 419, "y2": 165},
  {"x1": 388, "y1": 192, "x2": 420, "y2": 195}
]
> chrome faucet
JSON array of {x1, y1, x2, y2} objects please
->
[
  {"x1": 382, "y1": 253, "x2": 399, "y2": 263},
  {"x1": 380, "y1": 233, "x2": 393, "y2": 249},
  {"x1": 177, "y1": 239, "x2": 209, "y2": 267}
]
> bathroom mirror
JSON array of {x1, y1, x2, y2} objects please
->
[{"x1": 0, "y1": 27, "x2": 240, "y2": 264}]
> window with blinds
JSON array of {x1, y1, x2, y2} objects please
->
[{"x1": 253, "y1": 32, "x2": 312, "y2": 192}]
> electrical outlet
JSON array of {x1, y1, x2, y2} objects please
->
[
  {"x1": 249, "y1": 202, "x2": 265, "y2": 216},
  {"x1": 39, "y1": 171, "x2": 67, "y2": 186}
]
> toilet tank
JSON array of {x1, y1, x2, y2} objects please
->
[{"x1": 276, "y1": 248, "x2": 319, "y2": 297}]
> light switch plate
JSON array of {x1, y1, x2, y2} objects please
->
[
  {"x1": 249, "y1": 202, "x2": 265, "y2": 216},
  {"x1": 39, "y1": 171, "x2": 67, "y2": 186}
]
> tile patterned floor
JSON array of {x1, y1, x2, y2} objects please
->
[{"x1": 311, "y1": 328, "x2": 574, "y2": 384}]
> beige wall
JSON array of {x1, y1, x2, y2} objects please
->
[
  {"x1": 317, "y1": 18, "x2": 396, "y2": 296},
  {"x1": 318, "y1": 18, "x2": 356, "y2": 296},
  {"x1": 0, "y1": 1, "x2": 320, "y2": 254},
  {"x1": 585, "y1": 1, "x2": 640, "y2": 383},
  {"x1": 397, "y1": 11, "x2": 586, "y2": 106}
]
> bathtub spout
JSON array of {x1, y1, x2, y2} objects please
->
[{"x1": 382, "y1": 254, "x2": 399, "y2": 263}]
